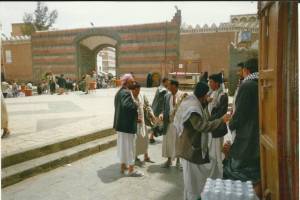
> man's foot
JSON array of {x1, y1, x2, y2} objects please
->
[
  {"x1": 127, "y1": 170, "x2": 144, "y2": 177},
  {"x1": 2, "y1": 129, "x2": 10, "y2": 138},
  {"x1": 149, "y1": 138, "x2": 155, "y2": 144},
  {"x1": 120, "y1": 166, "x2": 128, "y2": 174},
  {"x1": 161, "y1": 161, "x2": 171, "y2": 168},
  {"x1": 144, "y1": 157, "x2": 155, "y2": 163},
  {"x1": 176, "y1": 159, "x2": 182, "y2": 171},
  {"x1": 135, "y1": 158, "x2": 145, "y2": 167}
]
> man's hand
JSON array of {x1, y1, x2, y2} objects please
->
[
  {"x1": 207, "y1": 97, "x2": 213, "y2": 103},
  {"x1": 159, "y1": 114, "x2": 164, "y2": 121},
  {"x1": 223, "y1": 113, "x2": 231, "y2": 123},
  {"x1": 222, "y1": 140, "x2": 231, "y2": 158}
]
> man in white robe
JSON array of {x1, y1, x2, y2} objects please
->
[
  {"x1": 173, "y1": 81, "x2": 230, "y2": 200},
  {"x1": 113, "y1": 74, "x2": 143, "y2": 177},
  {"x1": 207, "y1": 73, "x2": 229, "y2": 177},
  {"x1": 131, "y1": 82, "x2": 155, "y2": 163},
  {"x1": 160, "y1": 79, "x2": 187, "y2": 168},
  {"x1": 1, "y1": 93, "x2": 10, "y2": 138}
]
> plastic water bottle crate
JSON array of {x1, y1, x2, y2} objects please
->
[{"x1": 201, "y1": 178, "x2": 259, "y2": 200}]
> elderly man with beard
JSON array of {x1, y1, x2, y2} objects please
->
[
  {"x1": 173, "y1": 81, "x2": 230, "y2": 200},
  {"x1": 113, "y1": 73, "x2": 143, "y2": 177}
]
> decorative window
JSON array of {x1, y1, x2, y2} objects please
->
[
  {"x1": 238, "y1": 31, "x2": 251, "y2": 43},
  {"x1": 5, "y1": 50, "x2": 12, "y2": 63}
]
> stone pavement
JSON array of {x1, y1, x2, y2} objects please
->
[
  {"x1": 2, "y1": 138, "x2": 184, "y2": 200},
  {"x1": 1, "y1": 88, "x2": 157, "y2": 157}
]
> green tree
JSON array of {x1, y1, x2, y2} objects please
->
[{"x1": 21, "y1": 1, "x2": 58, "y2": 35}]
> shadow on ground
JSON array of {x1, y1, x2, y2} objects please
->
[{"x1": 97, "y1": 163, "x2": 125, "y2": 183}]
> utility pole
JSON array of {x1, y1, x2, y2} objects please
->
[{"x1": 164, "y1": 20, "x2": 168, "y2": 77}]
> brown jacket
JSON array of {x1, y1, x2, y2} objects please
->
[{"x1": 176, "y1": 110, "x2": 224, "y2": 164}]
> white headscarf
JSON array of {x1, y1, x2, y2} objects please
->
[
  {"x1": 120, "y1": 73, "x2": 134, "y2": 86},
  {"x1": 173, "y1": 94, "x2": 209, "y2": 158}
]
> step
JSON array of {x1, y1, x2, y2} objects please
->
[
  {"x1": 2, "y1": 134, "x2": 117, "y2": 188},
  {"x1": 2, "y1": 128, "x2": 115, "y2": 168}
]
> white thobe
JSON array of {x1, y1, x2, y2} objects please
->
[
  {"x1": 162, "y1": 91, "x2": 182, "y2": 160},
  {"x1": 135, "y1": 94, "x2": 149, "y2": 156},
  {"x1": 182, "y1": 134, "x2": 221, "y2": 200},
  {"x1": 117, "y1": 132, "x2": 136, "y2": 165},
  {"x1": 207, "y1": 89, "x2": 224, "y2": 177}
]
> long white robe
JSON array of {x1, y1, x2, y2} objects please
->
[
  {"x1": 162, "y1": 90, "x2": 183, "y2": 160},
  {"x1": 176, "y1": 92, "x2": 223, "y2": 200},
  {"x1": 182, "y1": 134, "x2": 221, "y2": 200},
  {"x1": 1, "y1": 94, "x2": 8, "y2": 129},
  {"x1": 207, "y1": 88, "x2": 224, "y2": 178},
  {"x1": 117, "y1": 131, "x2": 136, "y2": 165},
  {"x1": 135, "y1": 94, "x2": 149, "y2": 156}
]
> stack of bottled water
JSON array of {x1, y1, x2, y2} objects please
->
[{"x1": 201, "y1": 178, "x2": 259, "y2": 200}]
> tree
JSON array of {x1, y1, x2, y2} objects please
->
[{"x1": 22, "y1": 2, "x2": 58, "y2": 35}]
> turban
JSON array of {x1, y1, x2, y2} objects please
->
[
  {"x1": 194, "y1": 81, "x2": 209, "y2": 98},
  {"x1": 209, "y1": 73, "x2": 223, "y2": 84},
  {"x1": 121, "y1": 73, "x2": 134, "y2": 86}
]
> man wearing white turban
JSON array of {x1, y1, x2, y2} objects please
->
[{"x1": 113, "y1": 73, "x2": 144, "y2": 177}]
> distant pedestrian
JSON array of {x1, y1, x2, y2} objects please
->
[
  {"x1": 47, "y1": 72, "x2": 56, "y2": 95},
  {"x1": 12, "y1": 80, "x2": 19, "y2": 97},
  {"x1": 85, "y1": 72, "x2": 92, "y2": 94},
  {"x1": 37, "y1": 81, "x2": 43, "y2": 95},
  {"x1": 146, "y1": 72, "x2": 152, "y2": 88},
  {"x1": 1, "y1": 81, "x2": 10, "y2": 98},
  {"x1": 1, "y1": 93, "x2": 11, "y2": 138},
  {"x1": 57, "y1": 74, "x2": 66, "y2": 95}
]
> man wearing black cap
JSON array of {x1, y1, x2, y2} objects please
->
[
  {"x1": 223, "y1": 58, "x2": 261, "y2": 195},
  {"x1": 207, "y1": 73, "x2": 229, "y2": 178},
  {"x1": 160, "y1": 79, "x2": 186, "y2": 168},
  {"x1": 173, "y1": 81, "x2": 231, "y2": 200}
]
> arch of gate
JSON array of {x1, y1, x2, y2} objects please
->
[
  {"x1": 31, "y1": 10, "x2": 181, "y2": 84},
  {"x1": 73, "y1": 29, "x2": 121, "y2": 77}
]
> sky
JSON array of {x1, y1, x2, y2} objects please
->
[{"x1": 0, "y1": 1, "x2": 257, "y2": 36}]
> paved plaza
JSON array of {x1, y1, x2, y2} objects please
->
[
  {"x1": 1, "y1": 88, "x2": 156, "y2": 157},
  {"x1": 2, "y1": 138, "x2": 184, "y2": 200}
]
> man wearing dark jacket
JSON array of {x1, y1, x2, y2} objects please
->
[
  {"x1": 223, "y1": 58, "x2": 261, "y2": 195},
  {"x1": 207, "y1": 73, "x2": 229, "y2": 177},
  {"x1": 113, "y1": 73, "x2": 143, "y2": 177},
  {"x1": 149, "y1": 77, "x2": 169, "y2": 143}
]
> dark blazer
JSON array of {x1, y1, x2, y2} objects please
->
[
  {"x1": 209, "y1": 93, "x2": 229, "y2": 120},
  {"x1": 162, "y1": 92, "x2": 171, "y2": 135},
  {"x1": 151, "y1": 86, "x2": 168, "y2": 116},
  {"x1": 229, "y1": 79, "x2": 259, "y2": 161},
  {"x1": 113, "y1": 87, "x2": 138, "y2": 134}
]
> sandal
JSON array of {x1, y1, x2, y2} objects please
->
[
  {"x1": 144, "y1": 158, "x2": 155, "y2": 163},
  {"x1": 161, "y1": 161, "x2": 171, "y2": 168},
  {"x1": 120, "y1": 167, "x2": 128, "y2": 174},
  {"x1": 127, "y1": 170, "x2": 144, "y2": 177},
  {"x1": 149, "y1": 138, "x2": 155, "y2": 144},
  {"x1": 2, "y1": 129, "x2": 10, "y2": 139}
]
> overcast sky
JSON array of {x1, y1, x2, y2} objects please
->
[{"x1": 0, "y1": 1, "x2": 257, "y2": 36}]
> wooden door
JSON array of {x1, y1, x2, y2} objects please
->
[
  {"x1": 259, "y1": 2, "x2": 280, "y2": 199},
  {"x1": 258, "y1": 2, "x2": 298, "y2": 200}
]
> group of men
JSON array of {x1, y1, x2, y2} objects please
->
[{"x1": 113, "y1": 57, "x2": 260, "y2": 199}]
